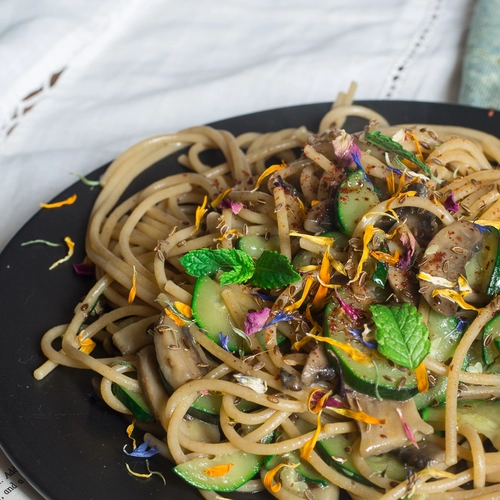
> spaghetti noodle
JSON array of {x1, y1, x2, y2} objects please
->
[{"x1": 34, "y1": 87, "x2": 500, "y2": 499}]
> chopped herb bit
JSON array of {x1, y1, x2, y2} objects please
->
[
  {"x1": 72, "y1": 173, "x2": 101, "y2": 187},
  {"x1": 21, "y1": 239, "x2": 60, "y2": 247},
  {"x1": 40, "y1": 194, "x2": 77, "y2": 209},
  {"x1": 370, "y1": 303, "x2": 430, "y2": 370}
]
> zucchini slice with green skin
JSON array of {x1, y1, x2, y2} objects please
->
[
  {"x1": 413, "y1": 374, "x2": 447, "y2": 410},
  {"x1": 264, "y1": 450, "x2": 327, "y2": 486},
  {"x1": 191, "y1": 275, "x2": 243, "y2": 352},
  {"x1": 427, "y1": 308, "x2": 463, "y2": 363},
  {"x1": 324, "y1": 302, "x2": 418, "y2": 400},
  {"x1": 238, "y1": 234, "x2": 280, "y2": 259},
  {"x1": 111, "y1": 383, "x2": 154, "y2": 423},
  {"x1": 422, "y1": 399, "x2": 500, "y2": 449},
  {"x1": 173, "y1": 450, "x2": 264, "y2": 492},
  {"x1": 482, "y1": 314, "x2": 500, "y2": 366},
  {"x1": 317, "y1": 434, "x2": 406, "y2": 486},
  {"x1": 333, "y1": 169, "x2": 380, "y2": 236}
]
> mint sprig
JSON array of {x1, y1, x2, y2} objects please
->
[
  {"x1": 180, "y1": 248, "x2": 300, "y2": 288},
  {"x1": 180, "y1": 248, "x2": 254, "y2": 285},
  {"x1": 252, "y1": 251, "x2": 301, "y2": 289},
  {"x1": 364, "y1": 131, "x2": 442, "y2": 184},
  {"x1": 370, "y1": 303, "x2": 430, "y2": 369}
]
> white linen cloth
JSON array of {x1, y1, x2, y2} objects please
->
[{"x1": 0, "y1": 0, "x2": 475, "y2": 498}]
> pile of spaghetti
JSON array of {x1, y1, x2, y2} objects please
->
[{"x1": 34, "y1": 88, "x2": 500, "y2": 500}]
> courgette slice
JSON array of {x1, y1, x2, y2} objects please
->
[
  {"x1": 173, "y1": 450, "x2": 264, "y2": 492},
  {"x1": 466, "y1": 227, "x2": 500, "y2": 295},
  {"x1": 264, "y1": 450, "x2": 327, "y2": 486},
  {"x1": 324, "y1": 302, "x2": 418, "y2": 400},
  {"x1": 191, "y1": 275, "x2": 244, "y2": 352},
  {"x1": 427, "y1": 308, "x2": 463, "y2": 363},
  {"x1": 422, "y1": 399, "x2": 500, "y2": 449},
  {"x1": 333, "y1": 169, "x2": 380, "y2": 236},
  {"x1": 482, "y1": 314, "x2": 500, "y2": 366},
  {"x1": 111, "y1": 383, "x2": 154, "y2": 423},
  {"x1": 238, "y1": 234, "x2": 280, "y2": 259}
]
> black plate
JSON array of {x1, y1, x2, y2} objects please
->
[{"x1": 0, "y1": 101, "x2": 499, "y2": 500}]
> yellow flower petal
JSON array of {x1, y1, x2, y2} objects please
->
[
  {"x1": 417, "y1": 272, "x2": 456, "y2": 288},
  {"x1": 289, "y1": 231, "x2": 334, "y2": 248},
  {"x1": 195, "y1": 195, "x2": 208, "y2": 231},
  {"x1": 284, "y1": 277, "x2": 314, "y2": 313},
  {"x1": 406, "y1": 132, "x2": 424, "y2": 161},
  {"x1": 251, "y1": 162, "x2": 287, "y2": 192},
  {"x1": 128, "y1": 266, "x2": 137, "y2": 304},
  {"x1": 40, "y1": 194, "x2": 77, "y2": 209},
  {"x1": 211, "y1": 188, "x2": 232, "y2": 208},
  {"x1": 263, "y1": 462, "x2": 299, "y2": 493},
  {"x1": 415, "y1": 361, "x2": 429, "y2": 393},
  {"x1": 312, "y1": 250, "x2": 331, "y2": 307},
  {"x1": 174, "y1": 301, "x2": 193, "y2": 319},
  {"x1": 126, "y1": 420, "x2": 137, "y2": 449},
  {"x1": 164, "y1": 307, "x2": 186, "y2": 326},
  {"x1": 305, "y1": 332, "x2": 373, "y2": 365},
  {"x1": 49, "y1": 236, "x2": 75, "y2": 270},
  {"x1": 204, "y1": 464, "x2": 234, "y2": 477},
  {"x1": 77, "y1": 332, "x2": 96, "y2": 355},
  {"x1": 351, "y1": 225, "x2": 384, "y2": 283},
  {"x1": 371, "y1": 250, "x2": 399, "y2": 266},
  {"x1": 431, "y1": 289, "x2": 483, "y2": 312},
  {"x1": 332, "y1": 407, "x2": 386, "y2": 425},
  {"x1": 474, "y1": 220, "x2": 500, "y2": 230},
  {"x1": 300, "y1": 412, "x2": 322, "y2": 461}
]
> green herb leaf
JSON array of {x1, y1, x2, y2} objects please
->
[
  {"x1": 179, "y1": 248, "x2": 255, "y2": 285},
  {"x1": 370, "y1": 303, "x2": 430, "y2": 370},
  {"x1": 364, "y1": 131, "x2": 442, "y2": 183},
  {"x1": 251, "y1": 250, "x2": 301, "y2": 289}
]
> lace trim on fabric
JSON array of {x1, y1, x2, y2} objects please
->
[{"x1": 381, "y1": 0, "x2": 444, "y2": 99}]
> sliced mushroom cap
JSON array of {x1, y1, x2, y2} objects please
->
[
  {"x1": 394, "y1": 440, "x2": 445, "y2": 470},
  {"x1": 418, "y1": 220, "x2": 482, "y2": 316},
  {"x1": 154, "y1": 315, "x2": 212, "y2": 390},
  {"x1": 301, "y1": 342, "x2": 336, "y2": 386}
]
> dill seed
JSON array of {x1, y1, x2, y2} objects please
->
[
  {"x1": 267, "y1": 395, "x2": 280, "y2": 404},
  {"x1": 359, "y1": 271, "x2": 368, "y2": 287},
  {"x1": 157, "y1": 250, "x2": 166, "y2": 262},
  {"x1": 458, "y1": 383, "x2": 468, "y2": 392},
  {"x1": 277, "y1": 298, "x2": 284, "y2": 309},
  {"x1": 452, "y1": 246, "x2": 466, "y2": 254},
  {"x1": 331, "y1": 456, "x2": 347, "y2": 464},
  {"x1": 233, "y1": 397, "x2": 241, "y2": 405},
  {"x1": 181, "y1": 338, "x2": 190, "y2": 350},
  {"x1": 242, "y1": 223, "x2": 249, "y2": 235},
  {"x1": 167, "y1": 358, "x2": 174, "y2": 367},
  {"x1": 471, "y1": 178, "x2": 479, "y2": 186},
  {"x1": 397, "y1": 377, "x2": 407, "y2": 390},
  {"x1": 383, "y1": 375, "x2": 396, "y2": 382},
  {"x1": 177, "y1": 240, "x2": 187, "y2": 247},
  {"x1": 167, "y1": 344, "x2": 180, "y2": 350},
  {"x1": 431, "y1": 157, "x2": 443, "y2": 166},
  {"x1": 442, "y1": 260, "x2": 449, "y2": 273},
  {"x1": 484, "y1": 333, "x2": 493, "y2": 346},
  {"x1": 220, "y1": 224, "x2": 228, "y2": 235},
  {"x1": 226, "y1": 232, "x2": 236, "y2": 240},
  {"x1": 463, "y1": 403, "x2": 474, "y2": 409},
  {"x1": 398, "y1": 194, "x2": 407, "y2": 205},
  {"x1": 81, "y1": 303, "x2": 89, "y2": 311},
  {"x1": 283, "y1": 358, "x2": 299, "y2": 366},
  {"x1": 420, "y1": 141, "x2": 430, "y2": 150},
  {"x1": 265, "y1": 232, "x2": 271, "y2": 241},
  {"x1": 428, "y1": 130, "x2": 439, "y2": 140},
  {"x1": 274, "y1": 203, "x2": 283, "y2": 213},
  {"x1": 305, "y1": 490, "x2": 314, "y2": 500},
  {"x1": 289, "y1": 285, "x2": 297, "y2": 296},
  {"x1": 431, "y1": 399, "x2": 439, "y2": 407},
  {"x1": 273, "y1": 345, "x2": 281, "y2": 356},
  {"x1": 344, "y1": 446, "x2": 352, "y2": 454},
  {"x1": 428, "y1": 374, "x2": 437, "y2": 386}
]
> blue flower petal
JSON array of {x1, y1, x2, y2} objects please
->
[{"x1": 124, "y1": 439, "x2": 160, "y2": 458}]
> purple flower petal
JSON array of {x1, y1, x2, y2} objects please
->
[
  {"x1": 442, "y1": 192, "x2": 459, "y2": 213},
  {"x1": 244, "y1": 308, "x2": 271, "y2": 336},
  {"x1": 218, "y1": 199, "x2": 245, "y2": 215},
  {"x1": 397, "y1": 231, "x2": 417, "y2": 271},
  {"x1": 335, "y1": 290, "x2": 363, "y2": 322},
  {"x1": 124, "y1": 439, "x2": 160, "y2": 458},
  {"x1": 73, "y1": 262, "x2": 95, "y2": 275},
  {"x1": 332, "y1": 131, "x2": 362, "y2": 169}
]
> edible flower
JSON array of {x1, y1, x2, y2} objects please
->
[
  {"x1": 264, "y1": 463, "x2": 299, "y2": 493},
  {"x1": 40, "y1": 194, "x2": 77, "y2": 209},
  {"x1": 126, "y1": 420, "x2": 137, "y2": 449},
  {"x1": 72, "y1": 173, "x2": 100, "y2": 187},
  {"x1": 128, "y1": 266, "x2": 137, "y2": 304},
  {"x1": 442, "y1": 192, "x2": 459, "y2": 213},
  {"x1": 312, "y1": 249, "x2": 332, "y2": 308},
  {"x1": 332, "y1": 130, "x2": 362, "y2": 169},
  {"x1": 417, "y1": 272, "x2": 456, "y2": 289},
  {"x1": 415, "y1": 361, "x2": 429, "y2": 393},
  {"x1": 233, "y1": 373, "x2": 268, "y2": 394},
  {"x1": 397, "y1": 231, "x2": 417, "y2": 270},
  {"x1": 348, "y1": 326, "x2": 377, "y2": 349},
  {"x1": 304, "y1": 332, "x2": 372, "y2": 365},
  {"x1": 124, "y1": 439, "x2": 160, "y2": 458},
  {"x1": 211, "y1": 188, "x2": 232, "y2": 208},
  {"x1": 78, "y1": 332, "x2": 96, "y2": 355},
  {"x1": 49, "y1": 236, "x2": 75, "y2": 270},
  {"x1": 204, "y1": 464, "x2": 234, "y2": 477},
  {"x1": 396, "y1": 408, "x2": 419, "y2": 448},
  {"x1": 218, "y1": 198, "x2": 245, "y2": 215},
  {"x1": 219, "y1": 332, "x2": 230, "y2": 352},
  {"x1": 244, "y1": 308, "x2": 271, "y2": 335},
  {"x1": 194, "y1": 195, "x2": 208, "y2": 231},
  {"x1": 289, "y1": 231, "x2": 334, "y2": 248},
  {"x1": 125, "y1": 460, "x2": 166, "y2": 485},
  {"x1": 284, "y1": 277, "x2": 314, "y2": 313},
  {"x1": 73, "y1": 262, "x2": 95, "y2": 275},
  {"x1": 251, "y1": 162, "x2": 287, "y2": 192},
  {"x1": 335, "y1": 289, "x2": 363, "y2": 322},
  {"x1": 431, "y1": 275, "x2": 482, "y2": 313},
  {"x1": 158, "y1": 297, "x2": 194, "y2": 326},
  {"x1": 351, "y1": 225, "x2": 384, "y2": 283},
  {"x1": 371, "y1": 250, "x2": 399, "y2": 266},
  {"x1": 406, "y1": 132, "x2": 424, "y2": 162}
]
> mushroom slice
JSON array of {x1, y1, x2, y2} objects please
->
[
  {"x1": 301, "y1": 342, "x2": 336, "y2": 386},
  {"x1": 154, "y1": 314, "x2": 212, "y2": 390},
  {"x1": 418, "y1": 220, "x2": 482, "y2": 316}
]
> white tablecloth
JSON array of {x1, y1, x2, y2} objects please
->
[{"x1": 0, "y1": 0, "x2": 475, "y2": 497}]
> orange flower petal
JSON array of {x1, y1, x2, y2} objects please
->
[
  {"x1": 40, "y1": 194, "x2": 77, "y2": 209},
  {"x1": 305, "y1": 333, "x2": 373, "y2": 366},
  {"x1": 128, "y1": 266, "x2": 137, "y2": 304},
  {"x1": 48, "y1": 236, "x2": 75, "y2": 270},
  {"x1": 251, "y1": 162, "x2": 287, "y2": 192},
  {"x1": 204, "y1": 463, "x2": 234, "y2": 477},
  {"x1": 415, "y1": 361, "x2": 429, "y2": 393},
  {"x1": 263, "y1": 462, "x2": 299, "y2": 493}
]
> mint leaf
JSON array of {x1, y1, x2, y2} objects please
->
[
  {"x1": 251, "y1": 250, "x2": 301, "y2": 289},
  {"x1": 370, "y1": 303, "x2": 430, "y2": 370},
  {"x1": 180, "y1": 248, "x2": 255, "y2": 285},
  {"x1": 364, "y1": 131, "x2": 439, "y2": 182}
]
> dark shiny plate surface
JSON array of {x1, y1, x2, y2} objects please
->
[{"x1": 0, "y1": 101, "x2": 498, "y2": 499}]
